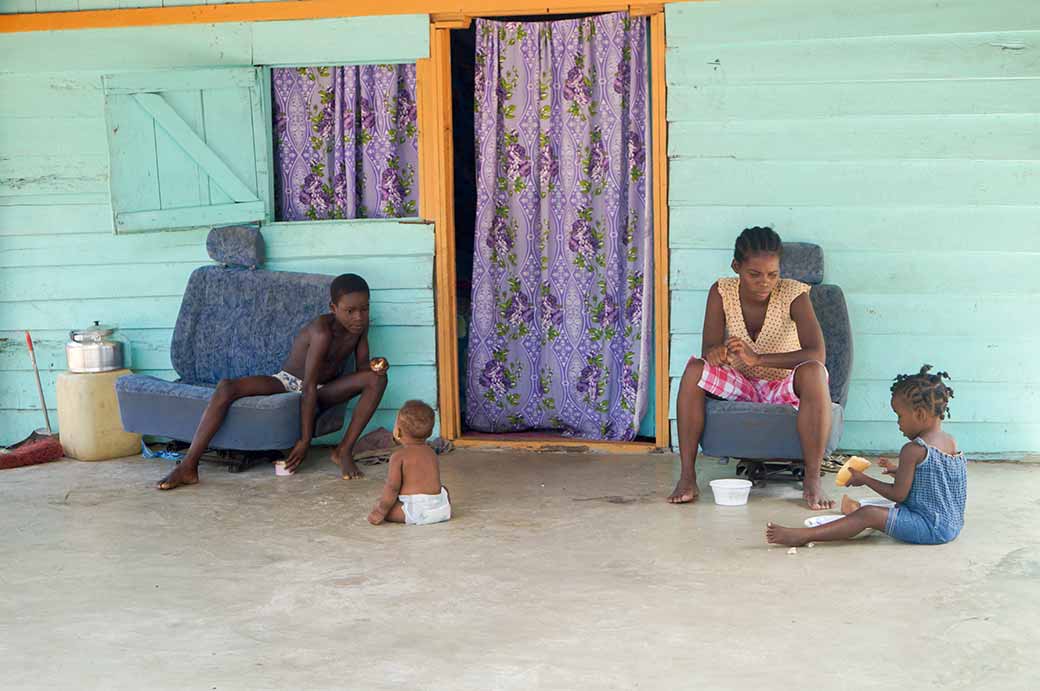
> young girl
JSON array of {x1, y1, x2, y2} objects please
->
[
  {"x1": 669, "y1": 227, "x2": 835, "y2": 509},
  {"x1": 766, "y1": 366, "x2": 966, "y2": 546}
]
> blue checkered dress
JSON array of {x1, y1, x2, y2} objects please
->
[{"x1": 885, "y1": 437, "x2": 967, "y2": 544}]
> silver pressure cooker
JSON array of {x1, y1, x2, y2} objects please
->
[{"x1": 66, "y1": 322, "x2": 130, "y2": 373}]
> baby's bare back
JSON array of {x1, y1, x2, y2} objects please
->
[{"x1": 397, "y1": 445, "x2": 442, "y2": 496}]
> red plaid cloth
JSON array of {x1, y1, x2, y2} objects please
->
[{"x1": 692, "y1": 358, "x2": 817, "y2": 408}]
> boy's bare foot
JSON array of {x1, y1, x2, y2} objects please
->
[
  {"x1": 331, "y1": 450, "x2": 364, "y2": 479},
  {"x1": 367, "y1": 509, "x2": 385, "y2": 525},
  {"x1": 667, "y1": 479, "x2": 699, "y2": 504},
  {"x1": 802, "y1": 479, "x2": 834, "y2": 510},
  {"x1": 841, "y1": 494, "x2": 860, "y2": 515},
  {"x1": 765, "y1": 522, "x2": 811, "y2": 547},
  {"x1": 156, "y1": 464, "x2": 198, "y2": 490}
]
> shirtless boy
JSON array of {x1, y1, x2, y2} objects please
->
[
  {"x1": 158, "y1": 273, "x2": 388, "y2": 490},
  {"x1": 368, "y1": 400, "x2": 452, "y2": 526}
]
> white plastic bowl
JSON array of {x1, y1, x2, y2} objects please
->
[{"x1": 709, "y1": 478, "x2": 753, "y2": 506}]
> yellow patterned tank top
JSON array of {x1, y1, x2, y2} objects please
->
[{"x1": 717, "y1": 277, "x2": 810, "y2": 381}]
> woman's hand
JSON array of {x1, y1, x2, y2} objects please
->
[
  {"x1": 704, "y1": 344, "x2": 730, "y2": 367},
  {"x1": 726, "y1": 337, "x2": 762, "y2": 367},
  {"x1": 845, "y1": 467, "x2": 868, "y2": 487}
]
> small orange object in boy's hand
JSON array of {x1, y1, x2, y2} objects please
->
[{"x1": 370, "y1": 357, "x2": 389, "y2": 374}]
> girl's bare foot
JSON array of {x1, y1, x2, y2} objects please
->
[
  {"x1": 841, "y1": 494, "x2": 861, "y2": 515},
  {"x1": 802, "y1": 478, "x2": 835, "y2": 510},
  {"x1": 331, "y1": 450, "x2": 364, "y2": 479},
  {"x1": 156, "y1": 464, "x2": 199, "y2": 490},
  {"x1": 667, "y1": 479, "x2": 699, "y2": 504},
  {"x1": 765, "y1": 522, "x2": 811, "y2": 547}
]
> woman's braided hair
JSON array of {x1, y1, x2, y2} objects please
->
[
  {"x1": 891, "y1": 365, "x2": 955, "y2": 420},
  {"x1": 734, "y1": 226, "x2": 783, "y2": 263}
]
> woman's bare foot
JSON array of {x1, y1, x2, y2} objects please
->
[
  {"x1": 841, "y1": 494, "x2": 861, "y2": 515},
  {"x1": 667, "y1": 479, "x2": 699, "y2": 504},
  {"x1": 331, "y1": 449, "x2": 364, "y2": 479},
  {"x1": 156, "y1": 464, "x2": 199, "y2": 490},
  {"x1": 802, "y1": 478, "x2": 835, "y2": 510},
  {"x1": 765, "y1": 522, "x2": 811, "y2": 547}
]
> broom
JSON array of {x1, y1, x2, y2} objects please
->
[{"x1": 0, "y1": 332, "x2": 64, "y2": 470}]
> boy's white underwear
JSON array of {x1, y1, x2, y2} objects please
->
[{"x1": 399, "y1": 487, "x2": 451, "y2": 526}]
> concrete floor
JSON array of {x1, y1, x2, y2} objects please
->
[{"x1": 2, "y1": 449, "x2": 1038, "y2": 690}]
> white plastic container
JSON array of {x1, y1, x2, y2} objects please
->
[
  {"x1": 274, "y1": 461, "x2": 293, "y2": 476},
  {"x1": 709, "y1": 478, "x2": 753, "y2": 506}
]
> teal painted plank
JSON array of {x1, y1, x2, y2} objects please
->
[
  {"x1": 671, "y1": 290, "x2": 1037, "y2": 338},
  {"x1": 0, "y1": 24, "x2": 253, "y2": 73},
  {"x1": 199, "y1": 85, "x2": 260, "y2": 206},
  {"x1": 0, "y1": 154, "x2": 108, "y2": 197},
  {"x1": 78, "y1": 0, "x2": 115, "y2": 8},
  {"x1": 266, "y1": 256, "x2": 433, "y2": 290},
  {"x1": 0, "y1": 193, "x2": 110, "y2": 207},
  {"x1": 0, "y1": 263, "x2": 194, "y2": 302},
  {"x1": 666, "y1": 377, "x2": 1035, "y2": 424},
  {"x1": 0, "y1": 228, "x2": 210, "y2": 267},
  {"x1": 667, "y1": 419, "x2": 1040, "y2": 456},
  {"x1": 669, "y1": 115, "x2": 1040, "y2": 161},
  {"x1": 671, "y1": 249, "x2": 1040, "y2": 294},
  {"x1": 104, "y1": 67, "x2": 259, "y2": 95},
  {"x1": 155, "y1": 90, "x2": 208, "y2": 210},
  {"x1": 251, "y1": 15, "x2": 431, "y2": 65},
  {"x1": 121, "y1": 0, "x2": 161, "y2": 7},
  {"x1": 0, "y1": 73, "x2": 105, "y2": 118},
  {"x1": 0, "y1": 289, "x2": 433, "y2": 331},
  {"x1": 0, "y1": 257, "x2": 432, "y2": 301},
  {"x1": 666, "y1": 79, "x2": 1040, "y2": 122},
  {"x1": 105, "y1": 93, "x2": 160, "y2": 216},
  {"x1": 117, "y1": 202, "x2": 265, "y2": 232},
  {"x1": 0, "y1": 1, "x2": 38, "y2": 14},
  {"x1": 34, "y1": 0, "x2": 78, "y2": 11},
  {"x1": 0, "y1": 204, "x2": 113, "y2": 235},
  {"x1": 837, "y1": 421, "x2": 1040, "y2": 456},
  {"x1": 136, "y1": 92, "x2": 257, "y2": 202},
  {"x1": 666, "y1": 31, "x2": 1040, "y2": 86},
  {"x1": 668, "y1": 333, "x2": 1040, "y2": 385},
  {"x1": 263, "y1": 221, "x2": 434, "y2": 258},
  {"x1": 667, "y1": 0, "x2": 1040, "y2": 44},
  {"x1": 668, "y1": 160, "x2": 1040, "y2": 207},
  {"x1": 249, "y1": 71, "x2": 270, "y2": 223},
  {"x1": 667, "y1": 205, "x2": 1040, "y2": 252},
  {"x1": 0, "y1": 117, "x2": 108, "y2": 157}
]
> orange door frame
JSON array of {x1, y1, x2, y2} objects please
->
[{"x1": 423, "y1": 8, "x2": 670, "y2": 453}]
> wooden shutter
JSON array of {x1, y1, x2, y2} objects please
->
[{"x1": 103, "y1": 67, "x2": 269, "y2": 233}]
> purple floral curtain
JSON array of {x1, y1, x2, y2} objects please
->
[
  {"x1": 272, "y1": 65, "x2": 419, "y2": 221},
  {"x1": 465, "y1": 14, "x2": 652, "y2": 441}
]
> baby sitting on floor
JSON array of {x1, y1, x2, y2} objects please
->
[{"x1": 367, "y1": 400, "x2": 451, "y2": 526}]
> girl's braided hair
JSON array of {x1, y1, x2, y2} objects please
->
[
  {"x1": 891, "y1": 365, "x2": 955, "y2": 420},
  {"x1": 733, "y1": 226, "x2": 782, "y2": 263}
]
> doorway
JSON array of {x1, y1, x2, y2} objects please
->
[{"x1": 426, "y1": 10, "x2": 670, "y2": 450}]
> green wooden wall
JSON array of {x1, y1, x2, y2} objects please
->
[
  {"x1": 0, "y1": 16, "x2": 434, "y2": 446},
  {"x1": 665, "y1": 0, "x2": 1040, "y2": 455}
]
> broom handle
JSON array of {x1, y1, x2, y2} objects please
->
[{"x1": 25, "y1": 331, "x2": 53, "y2": 435}]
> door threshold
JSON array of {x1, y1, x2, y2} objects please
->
[{"x1": 454, "y1": 436, "x2": 660, "y2": 454}]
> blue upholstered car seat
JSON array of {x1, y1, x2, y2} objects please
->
[
  {"x1": 116, "y1": 226, "x2": 351, "y2": 450},
  {"x1": 698, "y1": 243, "x2": 853, "y2": 460}
]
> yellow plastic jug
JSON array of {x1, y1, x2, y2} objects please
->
[{"x1": 56, "y1": 369, "x2": 141, "y2": 461}]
